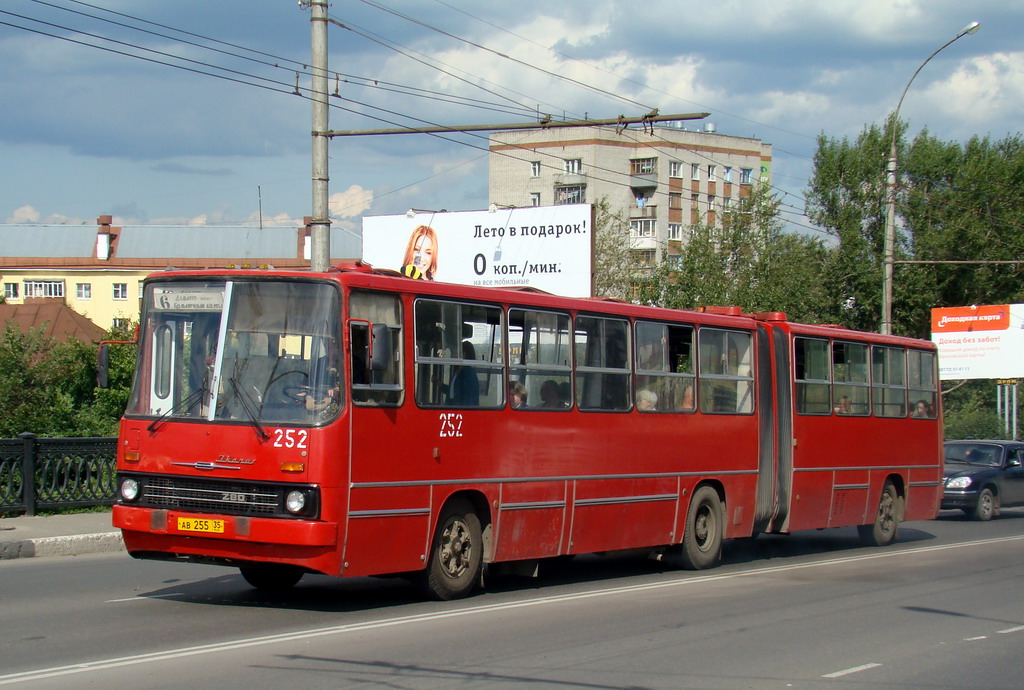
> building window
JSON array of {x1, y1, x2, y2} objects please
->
[
  {"x1": 76, "y1": 283, "x2": 92, "y2": 299},
  {"x1": 668, "y1": 223, "x2": 682, "y2": 241},
  {"x1": 23, "y1": 280, "x2": 64, "y2": 298},
  {"x1": 669, "y1": 161, "x2": 682, "y2": 177},
  {"x1": 530, "y1": 161, "x2": 541, "y2": 177},
  {"x1": 563, "y1": 158, "x2": 582, "y2": 174},
  {"x1": 667, "y1": 254, "x2": 683, "y2": 270},
  {"x1": 3, "y1": 283, "x2": 18, "y2": 299},
  {"x1": 530, "y1": 192, "x2": 541, "y2": 207},
  {"x1": 708, "y1": 165, "x2": 716, "y2": 181},
  {"x1": 723, "y1": 166, "x2": 733, "y2": 184},
  {"x1": 669, "y1": 192, "x2": 682, "y2": 209},
  {"x1": 691, "y1": 163, "x2": 700, "y2": 180},
  {"x1": 555, "y1": 185, "x2": 585, "y2": 205},
  {"x1": 113, "y1": 283, "x2": 129, "y2": 300},
  {"x1": 630, "y1": 158, "x2": 656, "y2": 174},
  {"x1": 112, "y1": 318, "x2": 129, "y2": 329},
  {"x1": 630, "y1": 219, "x2": 656, "y2": 237},
  {"x1": 632, "y1": 250, "x2": 656, "y2": 267},
  {"x1": 740, "y1": 168, "x2": 753, "y2": 184}
]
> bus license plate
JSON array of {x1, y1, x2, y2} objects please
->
[{"x1": 176, "y1": 517, "x2": 225, "y2": 534}]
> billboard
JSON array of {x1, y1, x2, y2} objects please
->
[
  {"x1": 361, "y1": 205, "x2": 593, "y2": 297},
  {"x1": 931, "y1": 304, "x2": 1024, "y2": 380}
]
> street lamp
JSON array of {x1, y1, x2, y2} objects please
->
[{"x1": 881, "y1": 21, "x2": 980, "y2": 335}]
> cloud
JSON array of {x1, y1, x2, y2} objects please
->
[
  {"x1": 152, "y1": 162, "x2": 235, "y2": 176},
  {"x1": 330, "y1": 185, "x2": 374, "y2": 218},
  {"x1": 7, "y1": 204, "x2": 39, "y2": 223}
]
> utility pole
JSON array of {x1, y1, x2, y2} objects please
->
[{"x1": 309, "y1": 0, "x2": 331, "y2": 272}]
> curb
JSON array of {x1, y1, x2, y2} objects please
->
[{"x1": 0, "y1": 532, "x2": 124, "y2": 560}]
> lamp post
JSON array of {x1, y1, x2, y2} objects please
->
[{"x1": 881, "y1": 21, "x2": 980, "y2": 335}]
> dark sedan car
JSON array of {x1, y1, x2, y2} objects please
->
[{"x1": 943, "y1": 440, "x2": 1024, "y2": 520}]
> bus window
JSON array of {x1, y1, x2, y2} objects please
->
[
  {"x1": 575, "y1": 315, "x2": 630, "y2": 411},
  {"x1": 794, "y1": 337, "x2": 830, "y2": 415},
  {"x1": 508, "y1": 309, "x2": 571, "y2": 410},
  {"x1": 908, "y1": 349, "x2": 937, "y2": 418},
  {"x1": 698, "y1": 329, "x2": 754, "y2": 414},
  {"x1": 635, "y1": 321, "x2": 695, "y2": 412},
  {"x1": 872, "y1": 346, "x2": 907, "y2": 417},
  {"x1": 414, "y1": 299, "x2": 503, "y2": 409},
  {"x1": 349, "y1": 291, "x2": 403, "y2": 406},
  {"x1": 833, "y1": 341, "x2": 869, "y2": 415}
]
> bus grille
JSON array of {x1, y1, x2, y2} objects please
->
[{"x1": 144, "y1": 477, "x2": 279, "y2": 515}]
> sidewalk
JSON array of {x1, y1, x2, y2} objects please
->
[{"x1": 0, "y1": 511, "x2": 123, "y2": 560}]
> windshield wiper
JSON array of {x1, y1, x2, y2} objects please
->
[
  {"x1": 228, "y1": 377, "x2": 270, "y2": 442},
  {"x1": 147, "y1": 386, "x2": 209, "y2": 433}
]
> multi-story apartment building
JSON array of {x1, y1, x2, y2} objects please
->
[
  {"x1": 0, "y1": 215, "x2": 359, "y2": 331},
  {"x1": 488, "y1": 123, "x2": 772, "y2": 267}
]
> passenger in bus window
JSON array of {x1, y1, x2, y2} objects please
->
[
  {"x1": 834, "y1": 395, "x2": 852, "y2": 415},
  {"x1": 913, "y1": 399, "x2": 932, "y2": 418},
  {"x1": 509, "y1": 381, "x2": 527, "y2": 408},
  {"x1": 637, "y1": 389, "x2": 658, "y2": 411},
  {"x1": 539, "y1": 379, "x2": 567, "y2": 408},
  {"x1": 679, "y1": 383, "x2": 695, "y2": 411},
  {"x1": 445, "y1": 341, "x2": 480, "y2": 406}
]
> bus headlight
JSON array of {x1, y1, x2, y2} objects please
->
[
  {"x1": 120, "y1": 478, "x2": 140, "y2": 502},
  {"x1": 285, "y1": 490, "x2": 307, "y2": 515}
]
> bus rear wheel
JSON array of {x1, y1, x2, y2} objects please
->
[
  {"x1": 678, "y1": 486, "x2": 723, "y2": 570},
  {"x1": 239, "y1": 563, "x2": 304, "y2": 592},
  {"x1": 418, "y1": 498, "x2": 482, "y2": 601},
  {"x1": 857, "y1": 480, "x2": 900, "y2": 546}
]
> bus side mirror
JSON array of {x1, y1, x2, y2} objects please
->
[
  {"x1": 97, "y1": 344, "x2": 110, "y2": 388},
  {"x1": 370, "y1": 324, "x2": 390, "y2": 371}
]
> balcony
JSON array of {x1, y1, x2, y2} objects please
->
[
  {"x1": 629, "y1": 173, "x2": 658, "y2": 190},
  {"x1": 554, "y1": 172, "x2": 587, "y2": 186}
]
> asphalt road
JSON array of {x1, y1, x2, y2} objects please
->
[{"x1": 3, "y1": 511, "x2": 1024, "y2": 689}]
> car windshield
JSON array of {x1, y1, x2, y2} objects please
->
[
  {"x1": 945, "y1": 443, "x2": 1001, "y2": 467},
  {"x1": 126, "y1": 279, "x2": 342, "y2": 427}
]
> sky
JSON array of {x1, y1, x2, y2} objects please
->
[{"x1": 1, "y1": 0, "x2": 1021, "y2": 243}]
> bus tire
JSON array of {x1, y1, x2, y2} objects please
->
[
  {"x1": 239, "y1": 563, "x2": 304, "y2": 592},
  {"x1": 857, "y1": 480, "x2": 900, "y2": 546},
  {"x1": 679, "y1": 486, "x2": 723, "y2": 570},
  {"x1": 418, "y1": 498, "x2": 482, "y2": 601}
]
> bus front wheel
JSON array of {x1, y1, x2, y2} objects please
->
[
  {"x1": 678, "y1": 486, "x2": 724, "y2": 570},
  {"x1": 418, "y1": 498, "x2": 482, "y2": 601},
  {"x1": 857, "y1": 480, "x2": 900, "y2": 546}
]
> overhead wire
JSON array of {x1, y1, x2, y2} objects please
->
[{"x1": 8, "y1": 0, "x2": 826, "y2": 235}]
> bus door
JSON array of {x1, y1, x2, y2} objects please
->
[{"x1": 753, "y1": 323, "x2": 793, "y2": 534}]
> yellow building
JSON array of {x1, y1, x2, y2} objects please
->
[{"x1": 0, "y1": 215, "x2": 359, "y2": 331}]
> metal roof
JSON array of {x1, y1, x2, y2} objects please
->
[{"x1": 0, "y1": 225, "x2": 97, "y2": 257}]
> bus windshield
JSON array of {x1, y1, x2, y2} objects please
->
[{"x1": 126, "y1": 279, "x2": 342, "y2": 426}]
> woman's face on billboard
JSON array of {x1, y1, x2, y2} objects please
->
[{"x1": 412, "y1": 234, "x2": 434, "y2": 271}]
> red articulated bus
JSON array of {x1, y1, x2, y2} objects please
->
[{"x1": 110, "y1": 262, "x2": 943, "y2": 599}]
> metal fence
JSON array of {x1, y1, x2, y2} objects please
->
[{"x1": 0, "y1": 433, "x2": 117, "y2": 515}]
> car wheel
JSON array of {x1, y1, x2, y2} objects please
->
[{"x1": 969, "y1": 488, "x2": 996, "y2": 521}]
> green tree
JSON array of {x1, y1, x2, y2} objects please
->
[
  {"x1": 591, "y1": 197, "x2": 638, "y2": 300},
  {"x1": 656, "y1": 182, "x2": 832, "y2": 321},
  {"x1": 0, "y1": 322, "x2": 135, "y2": 438},
  {"x1": 806, "y1": 121, "x2": 1024, "y2": 338}
]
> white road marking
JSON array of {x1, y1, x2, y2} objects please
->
[
  {"x1": 822, "y1": 663, "x2": 882, "y2": 678},
  {"x1": 3, "y1": 533, "x2": 1024, "y2": 685},
  {"x1": 997, "y1": 625, "x2": 1024, "y2": 634},
  {"x1": 106, "y1": 593, "x2": 183, "y2": 603}
]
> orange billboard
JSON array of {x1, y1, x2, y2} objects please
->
[{"x1": 931, "y1": 304, "x2": 1024, "y2": 380}]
